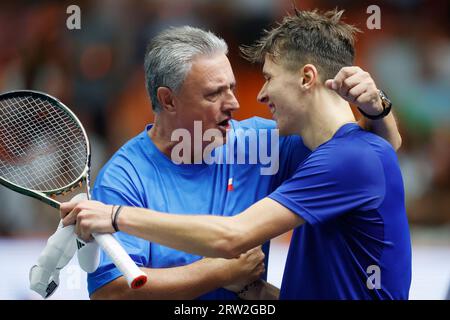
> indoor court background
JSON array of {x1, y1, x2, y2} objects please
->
[{"x1": 0, "y1": 0, "x2": 449, "y2": 299}]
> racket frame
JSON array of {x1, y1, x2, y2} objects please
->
[
  {"x1": 0, "y1": 90, "x2": 91, "y2": 208},
  {"x1": 0, "y1": 90, "x2": 147, "y2": 289}
]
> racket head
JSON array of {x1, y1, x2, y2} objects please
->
[{"x1": 0, "y1": 90, "x2": 91, "y2": 200}]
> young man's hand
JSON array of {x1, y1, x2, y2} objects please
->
[{"x1": 325, "y1": 66, "x2": 383, "y2": 117}]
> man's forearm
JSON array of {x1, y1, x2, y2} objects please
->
[
  {"x1": 61, "y1": 197, "x2": 301, "y2": 259},
  {"x1": 91, "y1": 257, "x2": 235, "y2": 300},
  {"x1": 118, "y1": 206, "x2": 239, "y2": 258},
  {"x1": 116, "y1": 198, "x2": 300, "y2": 259},
  {"x1": 360, "y1": 112, "x2": 402, "y2": 150}
]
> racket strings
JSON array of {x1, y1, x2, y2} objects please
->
[
  {"x1": 0, "y1": 95, "x2": 87, "y2": 192},
  {"x1": 0, "y1": 96, "x2": 85, "y2": 190}
]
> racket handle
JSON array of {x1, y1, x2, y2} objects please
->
[{"x1": 92, "y1": 233, "x2": 147, "y2": 289}]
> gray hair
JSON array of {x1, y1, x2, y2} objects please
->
[{"x1": 144, "y1": 26, "x2": 228, "y2": 113}]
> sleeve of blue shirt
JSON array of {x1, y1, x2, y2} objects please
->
[
  {"x1": 87, "y1": 172, "x2": 150, "y2": 296},
  {"x1": 269, "y1": 142, "x2": 385, "y2": 225}
]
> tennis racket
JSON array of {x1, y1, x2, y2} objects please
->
[{"x1": 0, "y1": 90, "x2": 147, "y2": 289}]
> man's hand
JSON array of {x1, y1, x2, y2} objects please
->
[
  {"x1": 222, "y1": 246, "x2": 265, "y2": 293},
  {"x1": 60, "y1": 200, "x2": 114, "y2": 241},
  {"x1": 325, "y1": 66, "x2": 383, "y2": 117}
]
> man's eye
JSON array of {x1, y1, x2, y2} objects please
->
[{"x1": 207, "y1": 91, "x2": 220, "y2": 99}]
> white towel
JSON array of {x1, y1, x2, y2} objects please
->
[{"x1": 29, "y1": 194, "x2": 100, "y2": 299}]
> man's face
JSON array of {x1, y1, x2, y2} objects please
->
[
  {"x1": 173, "y1": 53, "x2": 239, "y2": 145},
  {"x1": 257, "y1": 55, "x2": 303, "y2": 136}
]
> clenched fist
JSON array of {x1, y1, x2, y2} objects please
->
[{"x1": 325, "y1": 66, "x2": 383, "y2": 117}]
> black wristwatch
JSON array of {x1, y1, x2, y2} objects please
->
[{"x1": 358, "y1": 90, "x2": 392, "y2": 120}]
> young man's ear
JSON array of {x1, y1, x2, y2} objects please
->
[
  {"x1": 300, "y1": 64, "x2": 319, "y2": 90},
  {"x1": 157, "y1": 87, "x2": 176, "y2": 113}
]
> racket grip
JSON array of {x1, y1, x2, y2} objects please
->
[{"x1": 92, "y1": 233, "x2": 147, "y2": 289}]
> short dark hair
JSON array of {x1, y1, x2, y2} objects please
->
[{"x1": 240, "y1": 8, "x2": 361, "y2": 81}]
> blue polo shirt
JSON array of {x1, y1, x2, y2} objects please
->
[
  {"x1": 88, "y1": 117, "x2": 310, "y2": 299},
  {"x1": 269, "y1": 123, "x2": 411, "y2": 299}
]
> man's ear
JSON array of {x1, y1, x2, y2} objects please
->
[
  {"x1": 156, "y1": 87, "x2": 176, "y2": 113},
  {"x1": 300, "y1": 64, "x2": 319, "y2": 90}
]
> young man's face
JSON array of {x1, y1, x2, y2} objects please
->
[
  {"x1": 173, "y1": 53, "x2": 239, "y2": 146},
  {"x1": 257, "y1": 55, "x2": 303, "y2": 136}
]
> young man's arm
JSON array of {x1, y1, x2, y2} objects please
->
[
  {"x1": 61, "y1": 197, "x2": 302, "y2": 259},
  {"x1": 326, "y1": 66, "x2": 402, "y2": 150},
  {"x1": 360, "y1": 112, "x2": 401, "y2": 150},
  {"x1": 91, "y1": 248, "x2": 265, "y2": 299}
]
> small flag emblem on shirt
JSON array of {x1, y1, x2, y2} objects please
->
[{"x1": 227, "y1": 178, "x2": 234, "y2": 191}]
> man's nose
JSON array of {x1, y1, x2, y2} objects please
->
[
  {"x1": 223, "y1": 91, "x2": 240, "y2": 111},
  {"x1": 257, "y1": 85, "x2": 268, "y2": 104}
]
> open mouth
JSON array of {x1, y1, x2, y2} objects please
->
[
  {"x1": 269, "y1": 104, "x2": 276, "y2": 117},
  {"x1": 217, "y1": 118, "x2": 230, "y2": 129}
]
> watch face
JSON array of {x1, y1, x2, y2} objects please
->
[{"x1": 379, "y1": 90, "x2": 392, "y2": 108}]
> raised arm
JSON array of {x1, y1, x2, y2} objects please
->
[
  {"x1": 360, "y1": 112, "x2": 401, "y2": 151},
  {"x1": 325, "y1": 66, "x2": 402, "y2": 150}
]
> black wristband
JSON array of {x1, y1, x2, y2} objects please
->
[
  {"x1": 112, "y1": 206, "x2": 123, "y2": 232},
  {"x1": 357, "y1": 105, "x2": 391, "y2": 120},
  {"x1": 357, "y1": 90, "x2": 392, "y2": 120},
  {"x1": 110, "y1": 205, "x2": 116, "y2": 231}
]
